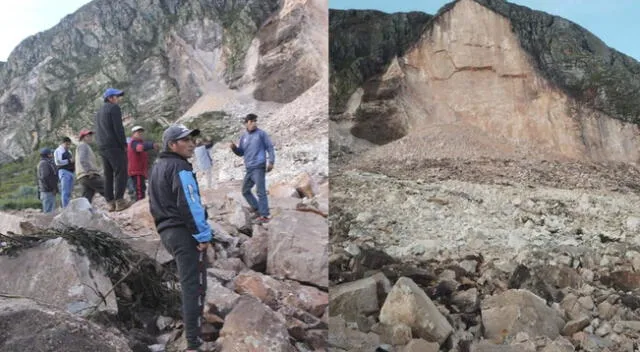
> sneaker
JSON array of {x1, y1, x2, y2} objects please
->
[
  {"x1": 248, "y1": 208, "x2": 260, "y2": 219},
  {"x1": 253, "y1": 216, "x2": 271, "y2": 224},
  {"x1": 107, "y1": 201, "x2": 116, "y2": 212},
  {"x1": 114, "y1": 198, "x2": 133, "y2": 212}
]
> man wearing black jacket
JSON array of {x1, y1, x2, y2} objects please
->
[
  {"x1": 148, "y1": 124, "x2": 213, "y2": 352},
  {"x1": 37, "y1": 148, "x2": 58, "y2": 213},
  {"x1": 94, "y1": 87, "x2": 131, "y2": 212}
]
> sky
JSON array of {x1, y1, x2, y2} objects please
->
[
  {"x1": 0, "y1": 0, "x2": 91, "y2": 61},
  {"x1": 330, "y1": 0, "x2": 640, "y2": 62}
]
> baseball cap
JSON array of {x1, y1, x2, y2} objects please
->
[
  {"x1": 40, "y1": 148, "x2": 52, "y2": 156},
  {"x1": 79, "y1": 129, "x2": 93, "y2": 140},
  {"x1": 162, "y1": 124, "x2": 200, "y2": 151},
  {"x1": 131, "y1": 126, "x2": 145, "y2": 133},
  {"x1": 243, "y1": 113, "x2": 258, "y2": 123},
  {"x1": 103, "y1": 88, "x2": 124, "y2": 101}
]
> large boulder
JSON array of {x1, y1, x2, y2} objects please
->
[
  {"x1": 218, "y1": 296, "x2": 293, "y2": 351},
  {"x1": 379, "y1": 277, "x2": 453, "y2": 344},
  {"x1": 267, "y1": 209, "x2": 328, "y2": 288},
  {"x1": 481, "y1": 289, "x2": 566, "y2": 340},
  {"x1": 0, "y1": 237, "x2": 116, "y2": 315},
  {"x1": 0, "y1": 297, "x2": 132, "y2": 352}
]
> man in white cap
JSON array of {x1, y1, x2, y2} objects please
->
[
  {"x1": 94, "y1": 87, "x2": 131, "y2": 212},
  {"x1": 75, "y1": 129, "x2": 106, "y2": 204},
  {"x1": 127, "y1": 125, "x2": 159, "y2": 201}
]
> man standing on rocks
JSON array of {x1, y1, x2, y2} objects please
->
[
  {"x1": 54, "y1": 136, "x2": 75, "y2": 208},
  {"x1": 148, "y1": 124, "x2": 213, "y2": 352},
  {"x1": 75, "y1": 129, "x2": 106, "y2": 204},
  {"x1": 127, "y1": 125, "x2": 159, "y2": 201},
  {"x1": 37, "y1": 148, "x2": 58, "y2": 214},
  {"x1": 229, "y1": 113, "x2": 275, "y2": 224},
  {"x1": 94, "y1": 88, "x2": 131, "y2": 212},
  {"x1": 194, "y1": 137, "x2": 214, "y2": 190}
]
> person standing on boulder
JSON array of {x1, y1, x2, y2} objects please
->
[
  {"x1": 229, "y1": 113, "x2": 275, "y2": 224},
  {"x1": 37, "y1": 148, "x2": 58, "y2": 214},
  {"x1": 194, "y1": 137, "x2": 214, "y2": 189},
  {"x1": 148, "y1": 124, "x2": 213, "y2": 352},
  {"x1": 54, "y1": 136, "x2": 75, "y2": 208},
  {"x1": 127, "y1": 125, "x2": 159, "y2": 201},
  {"x1": 75, "y1": 129, "x2": 106, "y2": 204},
  {"x1": 94, "y1": 88, "x2": 132, "y2": 212}
]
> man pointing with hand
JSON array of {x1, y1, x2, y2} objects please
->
[{"x1": 229, "y1": 113, "x2": 275, "y2": 224}]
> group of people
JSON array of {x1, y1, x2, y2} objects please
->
[{"x1": 36, "y1": 87, "x2": 276, "y2": 352}]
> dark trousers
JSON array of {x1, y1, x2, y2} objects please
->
[
  {"x1": 159, "y1": 227, "x2": 207, "y2": 350},
  {"x1": 100, "y1": 148, "x2": 128, "y2": 202},
  {"x1": 242, "y1": 165, "x2": 269, "y2": 217},
  {"x1": 131, "y1": 175, "x2": 146, "y2": 200},
  {"x1": 79, "y1": 174, "x2": 105, "y2": 203}
]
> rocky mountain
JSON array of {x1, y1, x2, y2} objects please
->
[
  {"x1": 0, "y1": 0, "x2": 327, "y2": 179},
  {"x1": 330, "y1": 0, "x2": 640, "y2": 165},
  {"x1": 329, "y1": 1, "x2": 640, "y2": 351}
]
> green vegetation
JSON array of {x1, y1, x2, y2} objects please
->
[{"x1": 0, "y1": 153, "x2": 43, "y2": 211}]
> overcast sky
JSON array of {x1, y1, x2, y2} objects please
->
[{"x1": 330, "y1": 0, "x2": 640, "y2": 61}]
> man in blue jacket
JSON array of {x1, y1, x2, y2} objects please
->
[
  {"x1": 229, "y1": 113, "x2": 275, "y2": 224},
  {"x1": 148, "y1": 124, "x2": 213, "y2": 352},
  {"x1": 54, "y1": 137, "x2": 75, "y2": 208}
]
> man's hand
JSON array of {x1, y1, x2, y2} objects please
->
[
  {"x1": 266, "y1": 163, "x2": 273, "y2": 172},
  {"x1": 229, "y1": 142, "x2": 236, "y2": 150},
  {"x1": 197, "y1": 242, "x2": 210, "y2": 252}
]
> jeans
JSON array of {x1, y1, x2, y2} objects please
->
[
  {"x1": 100, "y1": 148, "x2": 128, "y2": 202},
  {"x1": 159, "y1": 227, "x2": 207, "y2": 350},
  {"x1": 58, "y1": 169, "x2": 74, "y2": 208},
  {"x1": 40, "y1": 192, "x2": 55, "y2": 213},
  {"x1": 242, "y1": 165, "x2": 269, "y2": 217}
]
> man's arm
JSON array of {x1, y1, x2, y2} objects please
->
[
  {"x1": 53, "y1": 147, "x2": 69, "y2": 166},
  {"x1": 172, "y1": 169, "x2": 213, "y2": 243},
  {"x1": 230, "y1": 136, "x2": 244, "y2": 156},
  {"x1": 110, "y1": 105, "x2": 127, "y2": 149}
]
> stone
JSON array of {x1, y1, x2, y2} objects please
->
[
  {"x1": 156, "y1": 316, "x2": 174, "y2": 332},
  {"x1": 380, "y1": 323, "x2": 412, "y2": 346},
  {"x1": 0, "y1": 211, "x2": 27, "y2": 235},
  {"x1": 234, "y1": 271, "x2": 280, "y2": 309},
  {"x1": 0, "y1": 297, "x2": 133, "y2": 351},
  {"x1": 292, "y1": 172, "x2": 316, "y2": 199},
  {"x1": 0, "y1": 237, "x2": 116, "y2": 316},
  {"x1": 401, "y1": 339, "x2": 439, "y2": 352},
  {"x1": 470, "y1": 341, "x2": 536, "y2": 352},
  {"x1": 481, "y1": 289, "x2": 565, "y2": 341},
  {"x1": 562, "y1": 317, "x2": 590, "y2": 336},
  {"x1": 267, "y1": 209, "x2": 328, "y2": 288},
  {"x1": 213, "y1": 257, "x2": 247, "y2": 273},
  {"x1": 205, "y1": 277, "x2": 240, "y2": 316},
  {"x1": 218, "y1": 296, "x2": 291, "y2": 351},
  {"x1": 459, "y1": 259, "x2": 478, "y2": 274},
  {"x1": 329, "y1": 276, "x2": 380, "y2": 321},
  {"x1": 241, "y1": 225, "x2": 269, "y2": 271},
  {"x1": 540, "y1": 337, "x2": 575, "y2": 352},
  {"x1": 329, "y1": 315, "x2": 381, "y2": 351},
  {"x1": 577, "y1": 296, "x2": 595, "y2": 310},
  {"x1": 206, "y1": 268, "x2": 237, "y2": 283},
  {"x1": 452, "y1": 288, "x2": 479, "y2": 313},
  {"x1": 597, "y1": 301, "x2": 616, "y2": 320},
  {"x1": 379, "y1": 277, "x2": 453, "y2": 344}
]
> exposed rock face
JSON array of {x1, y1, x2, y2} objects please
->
[
  {"x1": 330, "y1": 0, "x2": 640, "y2": 165},
  {"x1": 0, "y1": 0, "x2": 325, "y2": 165},
  {"x1": 0, "y1": 237, "x2": 116, "y2": 315}
]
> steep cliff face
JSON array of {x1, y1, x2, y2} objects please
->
[
  {"x1": 0, "y1": 0, "x2": 324, "y2": 164},
  {"x1": 330, "y1": 0, "x2": 640, "y2": 166}
]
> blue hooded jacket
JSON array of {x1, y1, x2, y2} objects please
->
[{"x1": 232, "y1": 128, "x2": 275, "y2": 169}]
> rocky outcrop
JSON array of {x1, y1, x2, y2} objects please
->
[
  {"x1": 330, "y1": 0, "x2": 640, "y2": 166},
  {"x1": 0, "y1": 0, "x2": 325, "y2": 164}
]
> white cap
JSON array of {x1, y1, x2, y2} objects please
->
[{"x1": 131, "y1": 126, "x2": 144, "y2": 133}]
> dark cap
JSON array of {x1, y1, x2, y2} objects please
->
[
  {"x1": 62, "y1": 136, "x2": 72, "y2": 143},
  {"x1": 243, "y1": 113, "x2": 258, "y2": 123},
  {"x1": 40, "y1": 148, "x2": 52, "y2": 156},
  {"x1": 162, "y1": 124, "x2": 200, "y2": 151}
]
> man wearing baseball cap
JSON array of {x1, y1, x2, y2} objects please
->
[
  {"x1": 94, "y1": 87, "x2": 131, "y2": 212},
  {"x1": 229, "y1": 113, "x2": 275, "y2": 224},
  {"x1": 148, "y1": 124, "x2": 213, "y2": 352},
  {"x1": 37, "y1": 148, "x2": 58, "y2": 213},
  {"x1": 75, "y1": 129, "x2": 106, "y2": 204}
]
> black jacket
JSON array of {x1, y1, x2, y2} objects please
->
[
  {"x1": 148, "y1": 152, "x2": 213, "y2": 242},
  {"x1": 94, "y1": 102, "x2": 126, "y2": 151},
  {"x1": 37, "y1": 157, "x2": 58, "y2": 193}
]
